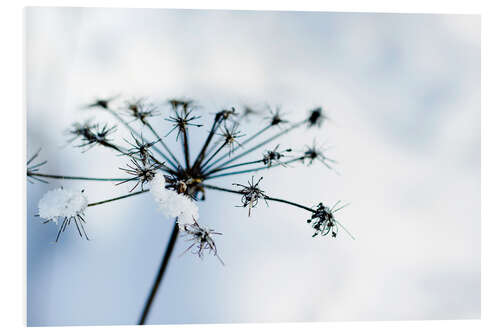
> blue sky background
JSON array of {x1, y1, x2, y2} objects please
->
[{"x1": 26, "y1": 8, "x2": 480, "y2": 326}]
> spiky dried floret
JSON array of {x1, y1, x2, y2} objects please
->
[
  {"x1": 27, "y1": 148, "x2": 48, "y2": 183},
  {"x1": 117, "y1": 158, "x2": 164, "y2": 192},
  {"x1": 262, "y1": 145, "x2": 292, "y2": 167},
  {"x1": 239, "y1": 106, "x2": 259, "y2": 120},
  {"x1": 123, "y1": 98, "x2": 159, "y2": 124},
  {"x1": 122, "y1": 133, "x2": 160, "y2": 164},
  {"x1": 307, "y1": 201, "x2": 351, "y2": 238},
  {"x1": 217, "y1": 123, "x2": 245, "y2": 154},
  {"x1": 300, "y1": 140, "x2": 337, "y2": 169},
  {"x1": 307, "y1": 107, "x2": 326, "y2": 127},
  {"x1": 179, "y1": 219, "x2": 224, "y2": 265},
  {"x1": 233, "y1": 176, "x2": 268, "y2": 216},
  {"x1": 165, "y1": 104, "x2": 202, "y2": 140},
  {"x1": 216, "y1": 107, "x2": 238, "y2": 121},
  {"x1": 86, "y1": 95, "x2": 120, "y2": 110},
  {"x1": 68, "y1": 121, "x2": 117, "y2": 152},
  {"x1": 168, "y1": 98, "x2": 193, "y2": 110},
  {"x1": 264, "y1": 106, "x2": 288, "y2": 126}
]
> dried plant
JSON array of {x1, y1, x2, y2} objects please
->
[{"x1": 27, "y1": 96, "x2": 353, "y2": 325}]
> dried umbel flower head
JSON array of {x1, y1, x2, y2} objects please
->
[
  {"x1": 264, "y1": 106, "x2": 288, "y2": 126},
  {"x1": 166, "y1": 100, "x2": 202, "y2": 140},
  {"x1": 179, "y1": 219, "x2": 224, "y2": 265},
  {"x1": 262, "y1": 145, "x2": 292, "y2": 167},
  {"x1": 86, "y1": 95, "x2": 119, "y2": 110},
  {"x1": 68, "y1": 121, "x2": 118, "y2": 152},
  {"x1": 233, "y1": 176, "x2": 268, "y2": 216},
  {"x1": 217, "y1": 107, "x2": 238, "y2": 121},
  {"x1": 29, "y1": 94, "x2": 352, "y2": 324},
  {"x1": 218, "y1": 123, "x2": 245, "y2": 154},
  {"x1": 27, "y1": 148, "x2": 48, "y2": 183},
  {"x1": 38, "y1": 187, "x2": 89, "y2": 242},
  {"x1": 300, "y1": 140, "x2": 337, "y2": 169},
  {"x1": 122, "y1": 133, "x2": 160, "y2": 164},
  {"x1": 307, "y1": 201, "x2": 353, "y2": 239},
  {"x1": 168, "y1": 98, "x2": 193, "y2": 110},
  {"x1": 123, "y1": 98, "x2": 159, "y2": 124},
  {"x1": 118, "y1": 158, "x2": 163, "y2": 192},
  {"x1": 307, "y1": 107, "x2": 327, "y2": 127},
  {"x1": 240, "y1": 106, "x2": 259, "y2": 121}
]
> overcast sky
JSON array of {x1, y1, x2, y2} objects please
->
[{"x1": 26, "y1": 8, "x2": 480, "y2": 326}]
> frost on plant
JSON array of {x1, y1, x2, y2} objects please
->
[{"x1": 27, "y1": 95, "x2": 353, "y2": 324}]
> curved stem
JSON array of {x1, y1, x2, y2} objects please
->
[{"x1": 138, "y1": 223, "x2": 179, "y2": 325}]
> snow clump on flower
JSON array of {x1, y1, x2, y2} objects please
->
[
  {"x1": 150, "y1": 173, "x2": 199, "y2": 226},
  {"x1": 38, "y1": 187, "x2": 88, "y2": 223}
]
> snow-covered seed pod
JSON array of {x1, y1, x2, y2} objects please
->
[{"x1": 38, "y1": 187, "x2": 89, "y2": 242}]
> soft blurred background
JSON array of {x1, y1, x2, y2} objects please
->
[{"x1": 25, "y1": 7, "x2": 480, "y2": 326}]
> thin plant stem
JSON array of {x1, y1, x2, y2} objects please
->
[
  {"x1": 104, "y1": 108, "x2": 178, "y2": 169},
  {"x1": 138, "y1": 223, "x2": 179, "y2": 325},
  {"x1": 182, "y1": 129, "x2": 190, "y2": 169},
  {"x1": 263, "y1": 196, "x2": 315, "y2": 213},
  {"x1": 202, "y1": 124, "x2": 272, "y2": 172},
  {"x1": 192, "y1": 115, "x2": 224, "y2": 170},
  {"x1": 199, "y1": 141, "x2": 227, "y2": 171},
  {"x1": 203, "y1": 183, "x2": 314, "y2": 213},
  {"x1": 205, "y1": 157, "x2": 303, "y2": 179},
  {"x1": 207, "y1": 159, "x2": 263, "y2": 173},
  {"x1": 207, "y1": 120, "x2": 306, "y2": 172},
  {"x1": 87, "y1": 189, "x2": 149, "y2": 207},
  {"x1": 26, "y1": 172, "x2": 130, "y2": 182},
  {"x1": 144, "y1": 121, "x2": 182, "y2": 170}
]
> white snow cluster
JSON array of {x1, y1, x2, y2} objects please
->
[
  {"x1": 38, "y1": 187, "x2": 88, "y2": 223},
  {"x1": 150, "y1": 173, "x2": 199, "y2": 226}
]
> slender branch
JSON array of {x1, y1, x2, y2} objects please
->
[
  {"x1": 26, "y1": 172, "x2": 130, "y2": 182},
  {"x1": 199, "y1": 141, "x2": 227, "y2": 171},
  {"x1": 207, "y1": 120, "x2": 306, "y2": 172},
  {"x1": 87, "y1": 189, "x2": 149, "y2": 207},
  {"x1": 203, "y1": 183, "x2": 241, "y2": 195},
  {"x1": 138, "y1": 223, "x2": 179, "y2": 325},
  {"x1": 263, "y1": 196, "x2": 315, "y2": 213},
  {"x1": 202, "y1": 124, "x2": 272, "y2": 172},
  {"x1": 181, "y1": 129, "x2": 190, "y2": 169},
  {"x1": 203, "y1": 183, "x2": 314, "y2": 213},
  {"x1": 104, "y1": 108, "x2": 179, "y2": 170},
  {"x1": 205, "y1": 157, "x2": 303, "y2": 179},
  {"x1": 192, "y1": 115, "x2": 224, "y2": 170},
  {"x1": 207, "y1": 159, "x2": 263, "y2": 173},
  {"x1": 144, "y1": 121, "x2": 182, "y2": 170}
]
